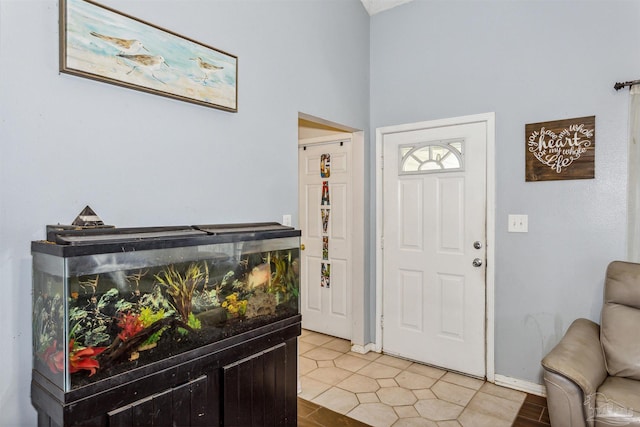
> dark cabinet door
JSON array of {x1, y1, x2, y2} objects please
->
[
  {"x1": 222, "y1": 340, "x2": 297, "y2": 427},
  {"x1": 107, "y1": 375, "x2": 211, "y2": 427}
]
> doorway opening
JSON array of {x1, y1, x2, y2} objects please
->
[{"x1": 297, "y1": 113, "x2": 366, "y2": 350}]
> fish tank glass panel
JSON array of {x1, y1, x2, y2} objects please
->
[{"x1": 32, "y1": 226, "x2": 300, "y2": 391}]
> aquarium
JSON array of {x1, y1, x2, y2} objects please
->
[{"x1": 32, "y1": 224, "x2": 300, "y2": 392}]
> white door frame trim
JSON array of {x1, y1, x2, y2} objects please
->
[
  {"x1": 374, "y1": 112, "x2": 496, "y2": 382},
  {"x1": 298, "y1": 131, "x2": 366, "y2": 349}
]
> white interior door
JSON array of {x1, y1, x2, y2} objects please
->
[
  {"x1": 382, "y1": 121, "x2": 487, "y2": 377},
  {"x1": 299, "y1": 140, "x2": 352, "y2": 340}
]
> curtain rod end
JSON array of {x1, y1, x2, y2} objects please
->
[{"x1": 614, "y1": 80, "x2": 640, "y2": 91}]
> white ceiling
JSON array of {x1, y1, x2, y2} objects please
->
[{"x1": 360, "y1": 0, "x2": 415, "y2": 15}]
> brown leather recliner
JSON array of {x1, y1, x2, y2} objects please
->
[{"x1": 542, "y1": 261, "x2": 640, "y2": 427}]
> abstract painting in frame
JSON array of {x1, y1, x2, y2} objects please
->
[{"x1": 60, "y1": 0, "x2": 238, "y2": 112}]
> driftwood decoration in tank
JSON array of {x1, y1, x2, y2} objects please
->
[{"x1": 525, "y1": 116, "x2": 595, "y2": 181}]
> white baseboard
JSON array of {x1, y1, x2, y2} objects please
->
[
  {"x1": 350, "y1": 342, "x2": 377, "y2": 354},
  {"x1": 494, "y1": 374, "x2": 546, "y2": 397}
]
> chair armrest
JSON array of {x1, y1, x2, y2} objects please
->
[
  {"x1": 543, "y1": 370, "x2": 589, "y2": 427},
  {"x1": 541, "y1": 318, "x2": 607, "y2": 397}
]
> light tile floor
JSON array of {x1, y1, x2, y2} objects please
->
[{"x1": 298, "y1": 329, "x2": 527, "y2": 427}]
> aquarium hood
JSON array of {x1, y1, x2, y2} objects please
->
[{"x1": 38, "y1": 222, "x2": 298, "y2": 256}]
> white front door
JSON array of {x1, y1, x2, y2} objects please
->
[
  {"x1": 382, "y1": 120, "x2": 487, "y2": 377},
  {"x1": 299, "y1": 140, "x2": 352, "y2": 340}
]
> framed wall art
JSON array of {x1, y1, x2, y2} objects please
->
[
  {"x1": 60, "y1": 0, "x2": 238, "y2": 112},
  {"x1": 525, "y1": 116, "x2": 595, "y2": 181}
]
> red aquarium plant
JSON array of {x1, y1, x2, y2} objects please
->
[
  {"x1": 117, "y1": 312, "x2": 145, "y2": 341},
  {"x1": 40, "y1": 339, "x2": 106, "y2": 376},
  {"x1": 40, "y1": 340, "x2": 65, "y2": 374},
  {"x1": 68, "y1": 340, "x2": 106, "y2": 376}
]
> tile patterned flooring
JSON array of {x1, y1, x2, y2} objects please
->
[
  {"x1": 298, "y1": 395, "x2": 551, "y2": 427},
  {"x1": 298, "y1": 329, "x2": 531, "y2": 427}
]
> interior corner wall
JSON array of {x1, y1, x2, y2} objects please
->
[
  {"x1": 370, "y1": 0, "x2": 640, "y2": 385},
  {"x1": 0, "y1": 0, "x2": 370, "y2": 424}
]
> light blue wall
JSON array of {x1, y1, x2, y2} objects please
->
[
  {"x1": 370, "y1": 0, "x2": 640, "y2": 384},
  {"x1": 0, "y1": 0, "x2": 369, "y2": 424}
]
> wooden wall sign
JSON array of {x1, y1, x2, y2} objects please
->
[{"x1": 525, "y1": 116, "x2": 595, "y2": 181}]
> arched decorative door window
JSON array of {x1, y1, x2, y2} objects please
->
[{"x1": 399, "y1": 139, "x2": 464, "y2": 175}]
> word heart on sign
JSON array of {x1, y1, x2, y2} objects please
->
[
  {"x1": 525, "y1": 116, "x2": 595, "y2": 182},
  {"x1": 528, "y1": 124, "x2": 593, "y2": 173}
]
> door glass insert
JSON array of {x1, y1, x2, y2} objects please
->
[{"x1": 399, "y1": 139, "x2": 464, "y2": 175}]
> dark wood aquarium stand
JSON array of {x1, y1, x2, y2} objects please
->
[{"x1": 32, "y1": 314, "x2": 301, "y2": 427}]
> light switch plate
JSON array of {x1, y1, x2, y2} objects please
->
[
  {"x1": 282, "y1": 214, "x2": 292, "y2": 226},
  {"x1": 508, "y1": 214, "x2": 528, "y2": 233}
]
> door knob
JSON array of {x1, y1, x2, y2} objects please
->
[
  {"x1": 473, "y1": 241, "x2": 482, "y2": 249},
  {"x1": 472, "y1": 258, "x2": 483, "y2": 267},
  {"x1": 300, "y1": 244, "x2": 305, "y2": 250}
]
